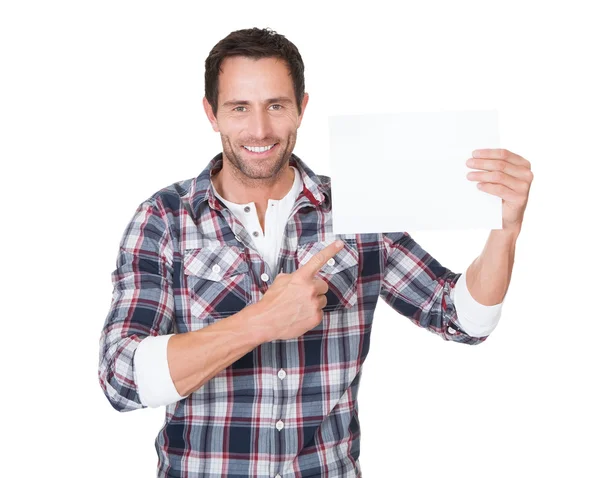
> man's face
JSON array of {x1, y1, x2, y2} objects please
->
[{"x1": 204, "y1": 56, "x2": 308, "y2": 181}]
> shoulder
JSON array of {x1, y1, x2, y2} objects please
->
[{"x1": 141, "y1": 176, "x2": 195, "y2": 212}]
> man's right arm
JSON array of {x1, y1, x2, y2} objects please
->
[
  {"x1": 102, "y1": 211, "x2": 343, "y2": 410},
  {"x1": 133, "y1": 303, "x2": 269, "y2": 407},
  {"x1": 133, "y1": 240, "x2": 345, "y2": 408},
  {"x1": 98, "y1": 198, "x2": 278, "y2": 411},
  {"x1": 169, "y1": 303, "x2": 270, "y2": 396}
]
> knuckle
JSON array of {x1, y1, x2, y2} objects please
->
[{"x1": 313, "y1": 251, "x2": 326, "y2": 265}]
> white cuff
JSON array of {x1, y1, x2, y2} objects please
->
[
  {"x1": 451, "y1": 271, "x2": 503, "y2": 338},
  {"x1": 134, "y1": 334, "x2": 187, "y2": 408}
]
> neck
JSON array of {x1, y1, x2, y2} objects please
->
[{"x1": 211, "y1": 161, "x2": 295, "y2": 207}]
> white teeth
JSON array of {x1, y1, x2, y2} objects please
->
[{"x1": 243, "y1": 144, "x2": 275, "y2": 153}]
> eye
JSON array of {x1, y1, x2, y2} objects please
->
[
  {"x1": 233, "y1": 106, "x2": 247, "y2": 112},
  {"x1": 269, "y1": 104, "x2": 283, "y2": 111}
]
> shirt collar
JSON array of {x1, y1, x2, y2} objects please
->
[
  {"x1": 190, "y1": 152, "x2": 330, "y2": 219},
  {"x1": 211, "y1": 163, "x2": 303, "y2": 211}
]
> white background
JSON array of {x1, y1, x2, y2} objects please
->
[{"x1": 1, "y1": 0, "x2": 599, "y2": 476}]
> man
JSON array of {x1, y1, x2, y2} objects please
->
[{"x1": 98, "y1": 27, "x2": 533, "y2": 478}]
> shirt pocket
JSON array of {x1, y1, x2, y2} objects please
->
[
  {"x1": 183, "y1": 245, "x2": 250, "y2": 324},
  {"x1": 296, "y1": 239, "x2": 360, "y2": 312}
]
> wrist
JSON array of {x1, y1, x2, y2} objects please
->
[
  {"x1": 501, "y1": 224, "x2": 521, "y2": 241},
  {"x1": 240, "y1": 302, "x2": 274, "y2": 345},
  {"x1": 491, "y1": 227, "x2": 520, "y2": 247}
]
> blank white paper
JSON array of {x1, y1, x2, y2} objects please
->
[{"x1": 328, "y1": 110, "x2": 503, "y2": 235}]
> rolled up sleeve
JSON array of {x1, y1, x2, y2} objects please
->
[
  {"x1": 451, "y1": 270, "x2": 503, "y2": 338},
  {"x1": 379, "y1": 231, "x2": 488, "y2": 345},
  {"x1": 98, "y1": 199, "x2": 177, "y2": 411}
]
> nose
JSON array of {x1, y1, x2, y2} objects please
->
[{"x1": 246, "y1": 109, "x2": 272, "y2": 140}]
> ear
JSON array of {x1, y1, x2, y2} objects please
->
[
  {"x1": 203, "y1": 97, "x2": 220, "y2": 132},
  {"x1": 297, "y1": 92, "x2": 309, "y2": 128}
]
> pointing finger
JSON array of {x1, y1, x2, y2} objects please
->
[{"x1": 294, "y1": 240, "x2": 344, "y2": 280}]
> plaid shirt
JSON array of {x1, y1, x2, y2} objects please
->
[{"x1": 98, "y1": 153, "x2": 488, "y2": 478}]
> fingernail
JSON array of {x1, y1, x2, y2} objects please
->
[{"x1": 335, "y1": 240, "x2": 343, "y2": 247}]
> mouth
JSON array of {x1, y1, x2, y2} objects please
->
[{"x1": 241, "y1": 143, "x2": 279, "y2": 156}]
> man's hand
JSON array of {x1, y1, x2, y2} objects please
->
[
  {"x1": 253, "y1": 240, "x2": 345, "y2": 341},
  {"x1": 466, "y1": 148, "x2": 534, "y2": 235}
]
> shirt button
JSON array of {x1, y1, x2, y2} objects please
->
[
  {"x1": 234, "y1": 235, "x2": 241, "y2": 242},
  {"x1": 253, "y1": 231, "x2": 259, "y2": 237},
  {"x1": 275, "y1": 420, "x2": 284, "y2": 431},
  {"x1": 275, "y1": 475, "x2": 281, "y2": 478},
  {"x1": 261, "y1": 273, "x2": 269, "y2": 282},
  {"x1": 212, "y1": 264, "x2": 221, "y2": 273},
  {"x1": 278, "y1": 369, "x2": 286, "y2": 380},
  {"x1": 327, "y1": 258, "x2": 335, "y2": 266},
  {"x1": 448, "y1": 326, "x2": 456, "y2": 334},
  {"x1": 244, "y1": 206, "x2": 251, "y2": 212}
]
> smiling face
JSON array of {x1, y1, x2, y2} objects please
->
[{"x1": 203, "y1": 56, "x2": 309, "y2": 183}]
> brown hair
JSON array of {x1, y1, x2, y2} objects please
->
[{"x1": 204, "y1": 27, "x2": 305, "y2": 116}]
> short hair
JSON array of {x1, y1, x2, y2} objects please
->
[{"x1": 204, "y1": 27, "x2": 305, "y2": 116}]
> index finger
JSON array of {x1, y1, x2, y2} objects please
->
[
  {"x1": 294, "y1": 240, "x2": 344, "y2": 280},
  {"x1": 472, "y1": 148, "x2": 529, "y2": 167}
]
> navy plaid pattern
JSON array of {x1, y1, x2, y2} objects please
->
[{"x1": 98, "y1": 153, "x2": 487, "y2": 477}]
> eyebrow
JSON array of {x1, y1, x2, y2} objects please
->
[{"x1": 221, "y1": 97, "x2": 295, "y2": 108}]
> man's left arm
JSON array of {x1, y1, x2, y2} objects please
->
[
  {"x1": 464, "y1": 148, "x2": 534, "y2": 303},
  {"x1": 449, "y1": 229, "x2": 518, "y2": 338},
  {"x1": 379, "y1": 148, "x2": 533, "y2": 343},
  {"x1": 455, "y1": 148, "x2": 534, "y2": 334}
]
